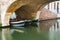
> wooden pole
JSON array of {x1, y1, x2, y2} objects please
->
[
  {"x1": 48, "y1": 4, "x2": 50, "y2": 10},
  {"x1": 54, "y1": 2, "x2": 56, "y2": 9},
  {"x1": 57, "y1": 2, "x2": 59, "y2": 13}
]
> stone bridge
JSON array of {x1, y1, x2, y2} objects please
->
[{"x1": 1, "y1": 0, "x2": 59, "y2": 27}]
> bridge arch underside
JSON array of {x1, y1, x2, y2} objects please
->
[{"x1": 2, "y1": 0, "x2": 59, "y2": 26}]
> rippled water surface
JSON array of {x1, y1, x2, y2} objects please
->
[{"x1": 0, "y1": 19, "x2": 60, "y2": 40}]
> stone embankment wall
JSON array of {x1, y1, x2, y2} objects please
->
[{"x1": 40, "y1": 8, "x2": 57, "y2": 20}]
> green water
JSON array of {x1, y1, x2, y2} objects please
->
[
  {"x1": 0, "y1": 19, "x2": 60, "y2": 40},
  {"x1": 11, "y1": 28, "x2": 49, "y2": 40},
  {"x1": 0, "y1": 25, "x2": 2, "y2": 40}
]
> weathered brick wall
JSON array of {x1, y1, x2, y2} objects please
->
[{"x1": 40, "y1": 8, "x2": 57, "y2": 20}]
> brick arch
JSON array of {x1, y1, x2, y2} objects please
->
[{"x1": 3, "y1": 0, "x2": 59, "y2": 26}]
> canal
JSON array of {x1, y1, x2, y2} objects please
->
[{"x1": 0, "y1": 19, "x2": 60, "y2": 40}]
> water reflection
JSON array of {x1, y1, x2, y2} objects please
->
[
  {"x1": 2, "y1": 29, "x2": 12, "y2": 40},
  {"x1": 38, "y1": 20, "x2": 57, "y2": 32},
  {"x1": 0, "y1": 29, "x2": 2, "y2": 40},
  {"x1": 1, "y1": 19, "x2": 60, "y2": 40},
  {"x1": 49, "y1": 20, "x2": 60, "y2": 40}
]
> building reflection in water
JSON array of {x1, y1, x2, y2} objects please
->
[
  {"x1": 49, "y1": 19, "x2": 60, "y2": 31},
  {"x1": 2, "y1": 29, "x2": 13, "y2": 40},
  {"x1": 49, "y1": 19, "x2": 60, "y2": 40},
  {"x1": 0, "y1": 29, "x2": 2, "y2": 40},
  {"x1": 39, "y1": 20, "x2": 57, "y2": 32},
  {"x1": 1, "y1": 19, "x2": 60, "y2": 40}
]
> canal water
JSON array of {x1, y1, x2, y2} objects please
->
[{"x1": 0, "y1": 19, "x2": 60, "y2": 40}]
